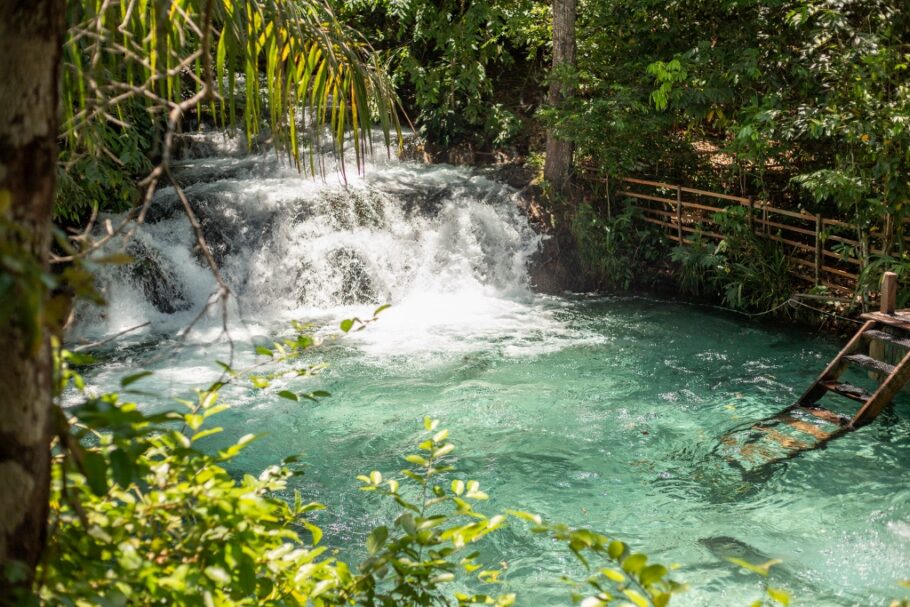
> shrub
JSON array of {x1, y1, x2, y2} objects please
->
[
  {"x1": 571, "y1": 204, "x2": 667, "y2": 291},
  {"x1": 711, "y1": 206, "x2": 792, "y2": 312}
]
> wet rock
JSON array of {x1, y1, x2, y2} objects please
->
[
  {"x1": 321, "y1": 189, "x2": 388, "y2": 229},
  {"x1": 446, "y1": 142, "x2": 475, "y2": 165},
  {"x1": 398, "y1": 137, "x2": 433, "y2": 163},
  {"x1": 329, "y1": 249, "x2": 378, "y2": 305},
  {"x1": 170, "y1": 156, "x2": 271, "y2": 187},
  {"x1": 145, "y1": 190, "x2": 275, "y2": 268},
  {"x1": 394, "y1": 184, "x2": 451, "y2": 217},
  {"x1": 490, "y1": 160, "x2": 536, "y2": 190},
  {"x1": 125, "y1": 241, "x2": 191, "y2": 314},
  {"x1": 295, "y1": 249, "x2": 379, "y2": 307}
]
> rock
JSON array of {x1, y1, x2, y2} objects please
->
[
  {"x1": 446, "y1": 142, "x2": 475, "y2": 165},
  {"x1": 125, "y1": 241, "x2": 191, "y2": 314},
  {"x1": 329, "y1": 249, "x2": 378, "y2": 305}
]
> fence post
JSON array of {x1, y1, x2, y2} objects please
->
[
  {"x1": 859, "y1": 230, "x2": 871, "y2": 312},
  {"x1": 884, "y1": 213, "x2": 894, "y2": 256},
  {"x1": 881, "y1": 271, "x2": 898, "y2": 315},
  {"x1": 748, "y1": 197, "x2": 755, "y2": 233},
  {"x1": 676, "y1": 185, "x2": 683, "y2": 244},
  {"x1": 762, "y1": 204, "x2": 768, "y2": 235},
  {"x1": 605, "y1": 174, "x2": 612, "y2": 221},
  {"x1": 814, "y1": 214, "x2": 823, "y2": 286}
]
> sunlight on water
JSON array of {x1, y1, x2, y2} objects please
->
[{"x1": 68, "y1": 134, "x2": 910, "y2": 606}]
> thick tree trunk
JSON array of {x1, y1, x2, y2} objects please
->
[
  {"x1": 0, "y1": 0, "x2": 65, "y2": 597},
  {"x1": 543, "y1": 0, "x2": 576, "y2": 193}
]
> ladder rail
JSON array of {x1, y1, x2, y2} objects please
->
[
  {"x1": 727, "y1": 275, "x2": 905, "y2": 470},
  {"x1": 851, "y1": 346, "x2": 910, "y2": 427},
  {"x1": 793, "y1": 320, "x2": 876, "y2": 408}
]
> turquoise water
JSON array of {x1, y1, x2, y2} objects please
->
[{"x1": 76, "y1": 295, "x2": 910, "y2": 606}]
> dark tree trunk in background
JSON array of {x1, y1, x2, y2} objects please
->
[
  {"x1": 0, "y1": 0, "x2": 65, "y2": 598},
  {"x1": 544, "y1": 0, "x2": 576, "y2": 193}
]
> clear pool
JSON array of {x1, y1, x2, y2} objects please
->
[{"x1": 76, "y1": 295, "x2": 910, "y2": 606}]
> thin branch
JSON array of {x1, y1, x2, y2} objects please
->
[{"x1": 72, "y1": 321, "x2": 151, "y2": 352}]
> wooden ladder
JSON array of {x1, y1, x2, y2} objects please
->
[{"x1": 725, "y1": 272, "x2": 910, "y2": 467}]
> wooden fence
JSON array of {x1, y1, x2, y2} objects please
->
[{"x1": 612, "y1": 177, "x2": 894, "y2": 293}]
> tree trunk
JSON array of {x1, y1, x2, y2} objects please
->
[
  {"x1": 0, "y1": 0, "x2": 65, "y2": 597},
  {"x1": 544, "y1": 0, "x2": 576, "y2": 193}
]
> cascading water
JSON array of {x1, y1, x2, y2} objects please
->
[
  {"x1": 68, "y1": 133, "x2": 910, "y2": 607},
  {"x1": 72, "y1": 133, "x2": 548, "y2": 353}
]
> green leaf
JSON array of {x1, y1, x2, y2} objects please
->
[
  {"x1": 191, "y1": 427, "x2": 224, "y2": 443},
  {"x1": 204, "y1": 566, "x2": 231, "y2": 586},
  {"x1": 340, "y1": 319, "x2": 355, "y2": 333},
  {"x1": 83, "y1": 450, "x2": 108, "y2": 496},
  {"x1": 373, "y1": 304, "x2": 391, "y2": 316},
  {"x1": 767, "y1": 588, "x2": 790, "y2": 606},
  {"x1": 727, "y1": 558, "x2": 780, "y2": 577},
  {"x1": 621, "y1": 553, "x2": 647, "y2": 575},
  {"x1": 623, "y1": 590, "x2": 649, "y2": 607},
  {"x1": 305, "y1": 521, "x2": 323, "y2": 546},
  {"x1": 237, "y1": 558, "x2": 256, "y2": 595},
  {"x1": 640, "y1": 564, "x2": 668, "y2": 586},
  {"x1": 109, "y1": 448, "x2": 132, "y2": 488},
  {"x1": 255, "y1": 345, "x2": 274, "y2": 357},
  {"x1": 120, "y1": 371, "x2": 152, "y2": 388},
  {"x1": 398, "y1": 513, "x2": 417, "y2": 535},
  {"x1": 366, "y1": 526, "x2": 388, "y2": 555},
  {"x1": 608, "y1": 540, "x2": 626, "y2": 560},
  {"x1": 250, "y1": 376, "x2": 270, "y2": 389},
  {"x1": 215, "y1": 360, "x2": 237, "y2": 376},
  {"x1": 277, "y1": 390, "x2": 298, "y2": 401},
  {"x1": 601, "y1": 568, "x2": 625, "y2": 583}
]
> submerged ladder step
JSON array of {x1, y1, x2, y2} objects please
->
[
  {"x1": 842, "y1": 354, "x2": 895, "y2": 376},
  {"x1": 799, "y1": 406, "x2": 850, "y2": 426},
  {"x1": 778, "y1": 416, "x2": 831, "y2": 441},
  {"x1": 820, "y1": 380, "x2": 872, "y2": 403},
  {"x1": 753, "y1": 425, "x2": 810, "y2": 450},
  {"x1": 863, "y1": 329, "x2": 910, "y2": 349}
]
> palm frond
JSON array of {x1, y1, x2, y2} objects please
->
[{"x1": 62, "y1": 0, "x2": 401, "y2": 177}]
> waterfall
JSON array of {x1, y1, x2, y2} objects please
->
[{"x1": 70, "y1": 132, "x2": 542, "y2": 351}]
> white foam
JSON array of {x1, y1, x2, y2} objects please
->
[{"x1": 68, "y1": 138, "x2": 602, "y2": 366}]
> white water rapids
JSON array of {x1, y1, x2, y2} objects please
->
[{"x1": 70, "y1": 132, "x2": 566, "y2": 358}]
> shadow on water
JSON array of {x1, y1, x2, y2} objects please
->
[{"x1": 693, "y1": 535, "x2": 850, "y2": 604}]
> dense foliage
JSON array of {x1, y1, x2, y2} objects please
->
[
  {"x1": 337, "y1": 0, "x2": 549, "y2": 148},
  {"x1": 560, "y1": 0, "x2": 910, "y2": 218}
]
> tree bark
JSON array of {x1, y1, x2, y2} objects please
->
[
  {"x1": 0, "y1": 0, "x2": 65, "y2": 597},
  {"x1": 543, "y1": 0, "x2": 576, "y2": 193}
]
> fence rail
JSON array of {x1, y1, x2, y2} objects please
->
[{"x1": 611, "y1": 177, "x2": 896, "y2": 292}]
